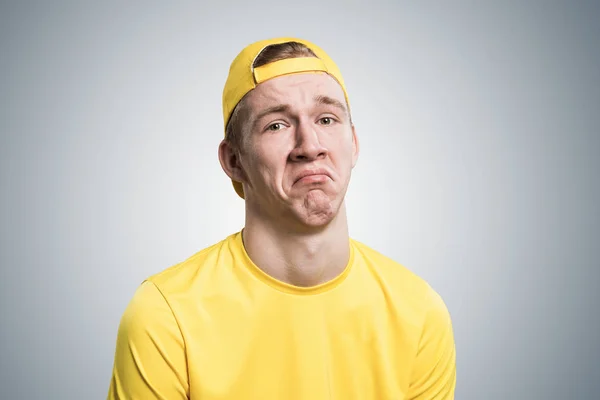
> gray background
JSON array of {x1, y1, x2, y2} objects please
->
[{"x1": 1, "y1": 1, "x2": 598, "y2": 399}]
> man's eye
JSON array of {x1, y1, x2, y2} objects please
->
[
  {"x1": 319, "y1": 117, "x2": 334, "y2": 125},
  {"x1": 267, "y1": 123, "x2": 283, "y2": 131}
]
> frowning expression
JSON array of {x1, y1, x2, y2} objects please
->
[{"x1": 237, "y1": 72, "x2": 359, "y2": 226}]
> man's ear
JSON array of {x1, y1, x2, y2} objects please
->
[
  {"x1": 218, "y1": 139, "x2": 246, "y2": 183},
  {"x1": 351, "y1": 124, "x2": 360, "y2": 168}
]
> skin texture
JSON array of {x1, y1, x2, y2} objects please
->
[{"x1": 219, "y1": 72, "x2": 359, "y2": 287}]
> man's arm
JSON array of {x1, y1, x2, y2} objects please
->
[
  {"x1": 406, "y1": 290, "x2": 456, "y2": 400},
  {"x1": 107, "y1": 280, "x2": 189, "y2": 400}
]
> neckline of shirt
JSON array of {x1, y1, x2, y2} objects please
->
[{"x1": 231, "y1": 230, "x2": 356, "y2": 296}]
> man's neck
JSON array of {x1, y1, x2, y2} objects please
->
[{"x1": 242, "y1": 203, "x2": 351, "y2": 287}]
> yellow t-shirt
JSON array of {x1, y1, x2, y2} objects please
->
[{"x1": 108, "y1": 231, "x2": 456, "y2": 399}]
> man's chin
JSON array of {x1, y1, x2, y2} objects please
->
[{"x1": 289, "y1": 190, "x2": 338, "y2": 227}]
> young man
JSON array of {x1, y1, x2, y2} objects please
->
[{"x1": 108, "y1": 37, "x2": 456, "y2": 400}]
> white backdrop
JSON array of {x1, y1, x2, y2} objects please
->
[{"x1": 1, "y1": 1, "x2": 599, "y2": 399}]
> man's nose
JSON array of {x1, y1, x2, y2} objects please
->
[{"x1": 289, "y1": 120, "x2": 328, "y2": 162}]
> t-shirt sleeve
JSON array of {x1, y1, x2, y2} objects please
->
[
  {"x1": 406, "y1": 289, "x2": 456, "y2": 400},
  {"x1": 107, "y1": 280, "x2": 189, "y2": 400}
]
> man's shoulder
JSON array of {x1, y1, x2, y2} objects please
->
[
  {"x1": 351, "y1": 238, "x2": 427, "y2": 285},
  {"x1": 144, "y1": 231, "x2": 240, "y2": 294},
  {"x1": 351, "y1": 239, "x2": 447, "y2": 313}
]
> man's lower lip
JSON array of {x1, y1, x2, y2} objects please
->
[{"x1": 297, "y1": 174, "x2": 329, "y2": 184}]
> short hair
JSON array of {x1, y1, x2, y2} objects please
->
[{"x1": 224, "y1": 42, "x2": 319, "y2": 152}]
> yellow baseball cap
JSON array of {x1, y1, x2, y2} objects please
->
[{"x1": 222, "y1": 37, "x2": 350, "y2": 199}]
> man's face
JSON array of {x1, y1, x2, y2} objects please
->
[{"x1": 237, "y1": 72, "x2": 359, "y2": 228}]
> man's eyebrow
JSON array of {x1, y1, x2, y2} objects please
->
[
  {"x1": 252, "y1": 104, "x2": 290, "y2": 127},
  {"x1": 314, "y1": 95, "x2": 347, "y2": 114}
]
